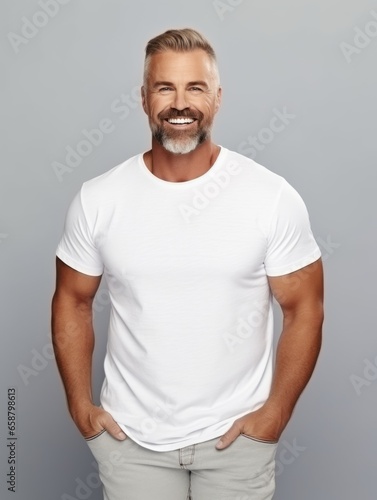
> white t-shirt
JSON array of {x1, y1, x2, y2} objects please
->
[{"x1": 57, "y1": 147, "x2": 321, "y2": 451}]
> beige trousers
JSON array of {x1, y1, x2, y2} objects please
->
[{"x1": 86, "y1": 431, "x2": 277, "y2": 500}]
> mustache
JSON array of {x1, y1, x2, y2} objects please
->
[{"x1": 158, "y1": 109, "x2": 204, "y2": 121}]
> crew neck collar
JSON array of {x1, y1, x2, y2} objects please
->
[{"x1": 138, "y1": 146, "x2": 227, "y2": 188}]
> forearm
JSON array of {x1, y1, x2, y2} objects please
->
[
  {"x1": 51, "y1": 293, "x2": 95, "y2": 417},
  {"x1": 265, "y1": 309, "x2": 323, "y2": 427},
  {"x1": 217, "y1": 262, "x2": 324, "y2": 449}
]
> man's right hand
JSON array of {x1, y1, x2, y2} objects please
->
[
  {"x1": 71, "y1": 402, "x2": 127, "y2": 441},
  {"x1": 51, "y1": 261, "x2": 127, "y2": 441}
]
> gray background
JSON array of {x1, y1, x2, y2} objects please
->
[{"x1": 1, "y1": 0, "x2": 376, "y2": 499}]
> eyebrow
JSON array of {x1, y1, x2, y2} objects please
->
[
  {"x1": 187, "y1": 81, "x2": 209, "y2": 87},
  {"x1": 152, "y1": 81, "x2": 174, "y2": 88},
  {"x1": 152, "y1": 81, "x2": 210, "y2": 89}
]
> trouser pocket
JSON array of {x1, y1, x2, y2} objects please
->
[{"x1": 85, "y1": 429, "x2": 107, "y2": 442}]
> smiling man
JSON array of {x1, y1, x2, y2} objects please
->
[
  {"x1": 142, "y1": 42, "x2": 222, "y2": 181},
  {"x1": 144, "y1": 48, "x2": 220, "y2": 156},
  {"x1": 52, "y1": 29, "x2": 324, "y2": 500}
]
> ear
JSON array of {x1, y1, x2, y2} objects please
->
[
  {"x1": 141, "y1": 86, "x2": 148, "y2": 114},
  {"x1": 215, "y1": 86, "x2": 222, "y2": 113}
]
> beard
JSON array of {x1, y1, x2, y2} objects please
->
[{"x1": 150, "y1": 109, "x2": 212, "y2": 155}]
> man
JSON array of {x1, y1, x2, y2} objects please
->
[{"x1": 52, "y1": 28, "x2": 323, "y2": 500}]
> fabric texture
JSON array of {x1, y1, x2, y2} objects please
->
[
  {"x1": 86, "y1": 431, "x2": 278, "y2": 500},
  {"x1": 57, "y1": 147, "x2": 321, "y2": 451}
]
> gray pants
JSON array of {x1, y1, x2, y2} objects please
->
[{"x1": 86, "y1": 431, "x2": 277, "y2": 500}]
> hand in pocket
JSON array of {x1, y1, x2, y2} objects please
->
[{"x1": 71, "y1": 403, "x2": 127, "y2": 441}]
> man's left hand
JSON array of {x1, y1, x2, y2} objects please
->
[{"x1": 215, "y1": 405, "x2": 288, "y2": 450}]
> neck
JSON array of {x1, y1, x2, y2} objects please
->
[{"x1": 143, "y1": 139, "x2": 221, "y2": 182}]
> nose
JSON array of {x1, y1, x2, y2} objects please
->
[{"x1": 172, "y1": 88, "x2": 189, "y2": 111}]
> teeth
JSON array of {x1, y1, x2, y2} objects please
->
[{"x1": 168, "y1": 118, "x2": 195, "y2": 124}]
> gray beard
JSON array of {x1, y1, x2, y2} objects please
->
[{"x1": 152, "y1": 126, "x2": 209, "y2": 155}]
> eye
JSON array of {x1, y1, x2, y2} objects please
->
[
  {"x1": 189, "y1": 87, "x2": 203, "y2": 93},
  {"x1": 158, "y1": 87, "x2": 173, "y2": 93}
]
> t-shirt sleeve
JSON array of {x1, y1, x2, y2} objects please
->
[
  {"x1": 56, "y1": 189, "x2": 104, "y2": 276},
  {"x1": 264, "y1": 180, "x2": 321, "y2": 276}
]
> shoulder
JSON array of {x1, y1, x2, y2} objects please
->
[
  {"x1": 221, "y1": 147, "x2": 288, "y2": 194},
  {"x1": 83, "y1": 153, "x2": 141, "y2": 190},
  {"x1": 80, "y1": 153, "x2": 142, "y2": 203}
]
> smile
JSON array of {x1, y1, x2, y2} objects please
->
[{"x1": 167, "y1": 118, "x2": 196, "y2": 125}]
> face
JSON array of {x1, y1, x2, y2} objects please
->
[{"x1": 142, "y1": 50, "x2": 222, "y2": 155}]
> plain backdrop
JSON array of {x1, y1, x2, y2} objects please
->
[{"x1": 1, "y1": 1, "x2": 376, "y2": 499}]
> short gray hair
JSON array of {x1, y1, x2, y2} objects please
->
[{"x1": 143, "y1": 28, "x2": 220, "y2": 87}]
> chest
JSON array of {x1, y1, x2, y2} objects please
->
[{"x1": 94, "y1": 188, "x2": 268, "y2": 282}]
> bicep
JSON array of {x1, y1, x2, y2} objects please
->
[
  {"x1": 268, "y1": 258, "x2": 324, "y2": 317},
  {"x1": 54, "y1": 257, "x2": 102, "y2": 305}
]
